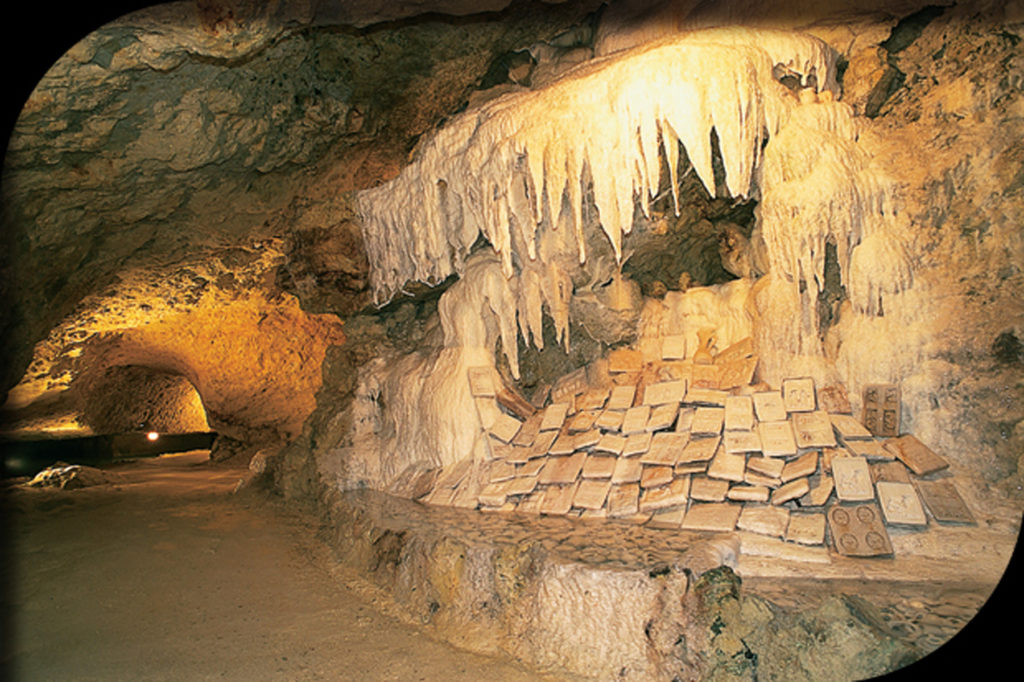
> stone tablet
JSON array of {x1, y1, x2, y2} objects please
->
[
  {"x1": 530, "y1": 384, "x2": 551, "y2": 410},
  {"x1": 646, "y1": 402, "x2": 679, "y2": 431},
  {"x1": 641, "y1": 432, "x2": 686, "y2": 465},
  {"x1": 681, "y1": 502, "x2": 742, "y2": 532},
  {"x1": 578, "y1": 387, "x2": 610, "y2": 411},
  {"x1": 574, "y1": 479, "x2": 612, "y2": 510},
  {"x1": 727, "y1": 485, "x2": 770, "y2": 503},
  {"x1": 606, "y1": 384, "x2": 637, "y2": 411},
  {"x1": 714, "y1": 336, "x2": 754, "y2": 364},
  {"x1": 647, "y1": 507, "x2": 687, "y2": 529},
  {"x1": 675, "y1": 461, "x2": 708, "y2": 476},
  {"x1": 744, "y1": 471, "x2": 782, "y2": 488},
  {"x1": 581, "y1": 455, "x2": 617, "y2": 479},
  {"x1": 827, "y1": 503, "x2": 893, "y2": 557},
  {"x1": 548, "y1": 433, "x2": 576, "y2": 456},
  {"x1": 757, "y1": 420, "x2": 797, "y2": 457},
  {"x1": 782, "y1": 377, "x2": 816, "y2": 412},
  {"x1": 675, "y1": 407, "x2": 695, "y2": 433},
  {"x1": 474, "y1": 397, "x2": 502, "y2": 430},
  {"x1": 640, "y1": 465, "x2": 674, "y2": 489},
  {"x1": 529, "y1": 430, "x2": 559, "y2": 458},
  {"x1": 594, "y1": 433, "x2": 627, "y2": 455},
  {"x1": 876, "y1": 481, "x2": 928, "y2": 526},
  {"x1": 724, "y1": 395, "x2": 755, "y2": 431},
  {"x1": 792, "y1": 411, "x2": 837, "y2": 448},
  {"x1": 639, "y1": 476, "x2": 691, "y2": 512},
  {"x1": 424, "y1": 484, "x2": 458, "y2": 507},
  {"x1": 781, "y1": 451, "x2": 818, "y2": 483},
  {"x1": 684, "y1": 387, "x2": 728, "y2": 406},
  {"x1": 489, "y1": 460, "x2": 517, "y2": 483},
  {"x1": 512, "y1": 412, "x2": 543, "y2": 447},
  {"x1": 518, "y1": 458, "x2": 545, "y2": 477},
  {"x1": 746, "y1": 456, "x2": 785, "y2": 478},
  {"x1": 611, "y1": 457, "x2": 643, "y2": 484},
  {"x1": 830, "y1": 414, "x2": 873, "y2": 440},
  {"x1": 497, "y1": 385, "x2": 535, "y2": 420},
  {"x1": 467, "y1": 367, "x2": 496, "y2": 397},
  {"x1": 739, "y1": 534, "x2": 831, "y2": 564},
  {"x1": 623, "y1": 431, "x2": 654, "y2": 457},
  {"x1": 691, "y1": 407, "x2": 725, "y2": 436},
  {"x1": 516, "y1": 490, "x2": 545, "y2": 515},
  {"x1": 771, "y1": 477, "x2": 810, "y2": 505},
  {"x1": 506, "y1": 474, "x2": 539, "y2": 497},
  {"x1": 540, "y1": 402, "x2": 570, "y2": 431},
  {"x1": 738, "y1": 505, "x2": 790, "y2": 537},
  {"x1": 595, "y1": 409, "x2": 625, "y2": 432},
  {"x1": 817, "y1": 385, "x2": 852, "y2": 414},
  {"x1": 785, "y1": 513, "x2": 826, "y2": 545},
  {"x1": 871, "y1": 460, "x2": 911, "y2": 484},
  {"x1": 883, "y1": 435, "x2": 949, "y2": 476},
  {"x1": 914, "y1": 479, "x2": 976, "y2": 524},
  {"x1": 718, "y1": 356, "x2": 758, "y2": 390},
  {"x1": 845, "y1": 439, "x2": 893, "y2": 460},
  {"x1": 574, "y1": 428, "x2": 602, "y2": 450},
  {"x1": 862, "y1": 383, "x2": 900, "y2": 437},
  {"x1": 608, "y1": 349, "x2": 643, "y2": 373},
  {"x1": 832, "y1": 456, "x2": 874, "y2": 502},
  {"x1": 568, "y1": 409, "x2": 600, "y2": 433},
  {"x1": 434, "y1": 458, "x2": 473, "y2": 489},
  {"x1": 607, "y1": 483, "x2": 641, "y2": 517},
  {"x1": 690, "y1": 363, "x2": 722, "y2": 389},
  {"x1": 551, "y1": 368, "x2": 588, "y2": 404},
  {"x1": 753, "y1": 391, "x2": 787, "y2": 423},
  {"x1": 661, "y1": 334, "x2": 687, "y2": 360},
  {"x1": 707, "y1": 447, "x2": 746, "y2": 482},
  {"x1": 538, "y1": 452, "x2": 586, "y2": 485},
  {"x1": 622, "y1": 405, "x2": 652, "y2": 435},
  {"x1": 679, "y1": 436, "x2": 720, "y2": 463},
  {"x1": 541, "y1": 481, "x2": 580, "y2": 515},
  {"x1": 644, "y1": 380, "x2": 687, "y2": 406},
  {"x1": 724, "y1": 430, "x2": 762, "y2": 454},
  {"x1": 478, "y1": 480, "x2": 510, "y2": 507},
  {"x1": 801, "y1": 475, "x2": 834, "y2": 507},
  {"x1": 489, "y1": 412, "x2": 523, "y2": 444},
  {"x1": 689, "y1": 476, "x2": 730, "y2": 502}
]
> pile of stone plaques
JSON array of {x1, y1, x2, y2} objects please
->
[{"x1": 420, "y1": 339, "x2": 975, "y2": 560}]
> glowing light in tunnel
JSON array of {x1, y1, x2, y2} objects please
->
[{"x1": 146, "y1": 431, "x2": 160, "y2": 441}]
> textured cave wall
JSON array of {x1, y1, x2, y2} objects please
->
[{"x1": 73, "y1": 365, "x2": 210, "y2": 434}]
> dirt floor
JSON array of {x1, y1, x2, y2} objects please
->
[{"x1": 0, "y1": 451, "x2": 578, "y2": 681}]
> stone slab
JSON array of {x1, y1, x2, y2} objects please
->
[
  {"x1": 623, "y1": 431, "x2": 654, "y2": 457},
  {"x1": 862, "y1": 383, "x2": 900, "y2": 437},
  {"x1": 681, "y1": 502, "x2": 742, "y2": 532},
  {"x1": 489, "y1": 460, "x2": 517, "y2": 483},
  {"x1": 757, "y1": 420, "x2": 797, "y2": 457},
  {"x1": 679, "y1": 436, "x2": 720, "y2": 463},
  {"x1": 771, "y1": 477, "x2": 810, "y2": 505},
  {"x1": 529, "y1": 430, "x2": 559, "y2": 458},
  {"x1": 782, "y1": 377, "x2": 816, "y2": 412},
  {"x1": 827, "y1": 503, "x2": 893, "y2": 556},
  {"x1": 724, "y1": 395, "x2": 755, "y2": 431},
  {"x1": 727, "y1": 485, "x2": 770, "y2": 503},
  {"x1": 744, "y1": 471, "x2": 781, "y2": 488},
  {"x1": 639, "y1": 476, "x2": 691, "y2": 512},
  {"x1": 690, "y1": 363, "x2": 721, "y2": 389},
  {"x1": 573, "y1": 479, "x2": 612, "y2": 510},
  {"x1": 540, "y1": 481, "x2": 580, "y2": 515},
  {"x1": 844, "y1": 438, "x2": 893, "y2": 460},
  {"x1": 675, "y1": 408, "x2": 695, "y2": 433},
  {"x1": 611, "y1": 457, "x2": 643, "y2": 484},
  {"x1": 512, "y1": 413, "x2": 543, "y2": 447},
  {"x1": 622, "y1": 405, "x2": 652, "y2": 435},
  {"x1": 518, "y1": 458, "x2": 545, "y2": 477},
  {"x1": 641, "y1": 432, "x2": 686, "y2": 465},
  {"x1": 724, "y1": 430, "x2": 762, "y2": 454},
  {"x1": 689, "y1": 476, "x2": 730, "y2": 502},
  {"x1": 792, "y1": 411, "x2": 837, "y2": 448},
  {"x1": 595, "y1": 410, "x2": 625, "y2": 432},
  {"x1": 607, "y1": 482, "x2": 640, "y2": 517},
  {"x1": 505, "y1": 474, "x2": 539, "y2": 497},
  {"x1": 538, "y1": 452, "x2": 586, "y2": 485},
  {"x1": 606, "y1": 384, "x2": 637, "y2": 411},
  {"x1": 914, "y1": 478, "x2": 976, "y2": 524},
  {"x1": 478, "y1": 480, "x2": 511, "y2": 507},
  {"x1": 691, "y1": 407, "x2": 725, "y2": 436},
  {"x1": 540, "y1": 402, "x2": 570, "y2": 432},
  {"x1": 644, "y1": 380, "x2": 687, "y2": 406},
  {"x1": 684, "y1": 387, "x2": 728, "y2": 407},
  {"x1": 781, "y1": 451, "x2": 819, "y2": 483},
  {"x1": 661, "y1": 334, "x2": 687, "y2": 360},
  {"x1": 573, "y1": 428, "x2": 602, "y2": 450},
  {"x1": 474, "y1": 397, "x2": 502, "y2": 430},
  {"x1": 829, "y1": 414, "x2": 873, "y2": 440},
  {"x1": 876, "y1": 481, "x2": 928, "y2": 527},
  {"x1": 489, "y1": 412, "x2": 523, "y2": 443},
  {"x1": 832, "y1": 456, "x2": 874, "y2": 502},
  {"x1": 423, "y1": 484, "x2": 458, "y2": 507},
  {"x1": 714, "y1": 336, "x2": 754, "y2": 364},
  {"x1": 568, "y1": 409, "x2": 600, "y2": 434},
  {"x1": 871, "y1": 460, "x2": 911, "y2": 484},
  {"x1": 548, "y1": 433, "x2": 576, "y2": 456},
  {"x1": 883, "y1": 435, "x2": 949, "y2": 476},
  {"x1": 647, "y1": 506, "x2": 687, "y2": 529},
  {"x1": 577, "y1": 387, "x2": 609, "y2": 411},
  {"x1": 801, "y1": 474, "x2": 834, "y2": 507},
  {"x1": 551, "y1": 368, "x2": 588, "y2": 404},
  {"x1": 515, "y1": 490, "x2": 545, "y2": 515},
  {"x1": 640, "y1": 465, "x2": 674, "y2": 489},
  {"x1": 581, "y1": 455, "x2": 617, "y2": 479},
  {"x1": 496, "y1": 385, "x2": 535, "y2": 420},
  {"x1": 784, "y1": 512, "x2": 827, "y2": 545},
  {"x1": 738, "y1": 533, "x2": 832, "y2": 564},
  {"x1": 718, "y1": 356, "x2": 758, "y2": 390},
  {"x1": 646, "y1": 402, "x2": 679, "y2": 431},
  {"x1": 746, "y1": 456, "x2": 785, "y2": 479},
  {"x1": 753, "y1": 391, "x2": 788, "y2": 423},
  {"x1": 467, "y1": 367, "x2": 496, "y2": 397},
  {"x1": 816, "y1": 385, "x2": 852, "y2": 414},
  {"x1": 434, "y1": 459, "x2": 473, "y2": 489},
  {"x1": 608, "y1": 349, "x2": 643, "y2": 374},
  {"x1": 594, "y1": 433, "x2": 627, "y2": 455},
  {"x1": 707, "y1": 447, "x2": 746, "y2": 482},
  {"x1": 738, "y1": 505, "x2": 790, "y2": 537},
  {"x1": 675, "y1": 461, "x2": 708, "y2": 476}
]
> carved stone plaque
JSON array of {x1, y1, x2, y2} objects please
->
[
  {"x1": 758, "y1": 420, "x2": 797, "y2": 457},
  {"x1": 827, "y1": 503, "x2": 893, "y2": 556},
  {"x1": 782, "y1": 377, "x2": 816, "y2": 412},
  {"x1": 871, "y1": 460, "x2": 911, "y2": 484},
  {"x1": 467, "y1": 367, "x2": 496, "y2": 397},
  {"x1": 785, "y1": 512, "x2": 826, "y2": 545},
  {"x1": 551, "y1": 367, "x2": 588, "y2": 404},
  {"x1": 876, "y1": 481, "x2": 927, "y2": 526},
  {"x1": 682, "y1": 502, "x2": 742, "y2": 532},
  {"x1": 914, "y1": 478, "x2": 976, "y2": 524},
  {"x1": 792, "y1": 411, "x2": 837, "y2": 448},
  {"x1": 690, "y1": 363, "x2": 722, "y2": 389},
  {"x1": 724, "y1": 395, "x2": 755, "y2": 431},
  {"x1": 832, "y1": 456, "x2": 874, "y2": 502},
  {"x1": 753, "y1": 391, "x2": 787, "y2": 423},
  {"x1": 718, "y1": 356, "x2": 757, "y2": 390},
  {"x1": 862, "y1": 383, "x2": 900, "y2": 437},
  {"x1": 817, "y1": 385, "x2": 852, "y2": 414},
  {"x1": 714, "y1": 336, "x2": 754, "y2": 364},
  {"x1": 684, "y1": 387, "x2": 728, "y2": 406},
  {"x1": 883, "y1": 435, "x2": 949, "y2": 476}
]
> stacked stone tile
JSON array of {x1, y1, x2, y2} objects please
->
[{"x1": 420, "y1": 338, "x2": 974, "y2": 560}]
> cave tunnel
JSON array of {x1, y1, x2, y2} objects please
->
[{"x1": 1, "y1": 0, "x2": 1022, "y2": 680}]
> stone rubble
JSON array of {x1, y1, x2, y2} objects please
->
[{"x1": 418, "y1": 336, "x2": 970, "y2": 563}]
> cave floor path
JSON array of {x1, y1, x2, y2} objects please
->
[{"x1": 2, "y1": 451, "x2": 569, "y2": 681}]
